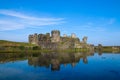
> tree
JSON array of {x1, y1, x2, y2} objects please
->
[
  {"x1": 33, "y1": 46, "x2": 41, "y2": 50},
  {"x1": 19, "y1": 46, "x2": 25, "y2": 50}
]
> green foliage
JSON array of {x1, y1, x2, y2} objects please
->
[
  {"x1": 19, "y1": 46, "x2": 25, "y2": 50},
  {"x1": 0, "y1": 46, "x2": 5, "y2": 50},
  {"x1": 0, "y1": 40, "x2": 38, "y2": 51},
  {"x1": 33, "y1": 46, "x2": 41, "y2": 50}
]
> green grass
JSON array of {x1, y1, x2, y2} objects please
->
[
  {"x1": 95, "y1": 46, "x2": 120, "y2": 53},
  {"x1": 0, "y1": 40, "x2": 36, "y2": 47}
]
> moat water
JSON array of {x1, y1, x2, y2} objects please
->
[{"x1": 0, "y1": 52, "x2": 120, "y2": 80}]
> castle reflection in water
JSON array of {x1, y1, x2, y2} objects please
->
[
  {"x1": 28, "y1": 52, "x2": 94, "y2": 71},
  {"x1": 0, "y1": 51, "x2": 96, "y2": 71}
]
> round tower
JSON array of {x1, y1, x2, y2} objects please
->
[
  {"x1": 82, "y1": 36, "x2": 87, "y2": 43},
  {"x1": 71, "y1": 33, "x2": 76, "y2": 38},
  {"x1": 51, "y1": 30, "x2": 60, "y2": 42}
]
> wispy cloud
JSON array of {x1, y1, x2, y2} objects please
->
[
  {"x1": 73, "y1": 18, "x2": 116, "y2": 32},
  {"x1": 0, "y1": 9, "x2": 65, "y2": 31},
  {"x1": 107, "y1": 18, "x2": 115, "y2": 25},
  {"x1": 78, "y1": 26, "x2": 105, "y2": 32},
  {"x1": 72, "y1": 23, "x2": 106, "y2": 32},
  {"x1": 99, "y1": 18, "x2": 116, "y2": 26}
]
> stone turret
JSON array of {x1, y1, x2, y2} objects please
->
[
  {"x1": 33, "y1": 33, "x2": 38, "y2": 44},
  {"x1": 82, "y1": 36, "x2": 87, "y2": 44},
  {"x1": 29, "y1": 33, "x2": 38, "y2": 44},
  {"x1": 63, "y1": 34, "x2": 67, "y2": 37},
  {"x1": 29, "y1": 34, "x2": 34, "y2": 44},
  {"x1": 51, "y1": 30, "x2": 60, "y2": 42},
  {"x1": 71, "y1": 33, "x2": 76, "y2": 38}
]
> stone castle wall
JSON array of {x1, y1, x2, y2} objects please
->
[{"x1": 28, "y1": 30, "x2": 92, "y2": 49}]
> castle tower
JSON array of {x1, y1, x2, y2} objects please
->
[
  {"x1": 29, "y1": 34, "x2": 34, "y2": 44},
  {"x1": 29, "y1": 33, "x2": 38, "y2": 45},
  {"x1": 33, "y1": 33, "x2": 38, "y2": 44},
  {"x1": 63, "y1": 34, "x2": 67, "y2": 37},
  {"x1": 82, "y1": 36, "x2": 87, "y2": 44},
  {"x1": 71, "y1": 33, "x2": 76, "y2": 38},
  {"x1": 51, "y1": 30, "x2": 60, "y2": 42}
]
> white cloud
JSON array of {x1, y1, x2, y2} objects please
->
[
  {"x1": 0, "y1": 9, "x2": 65, "y2": 31},
  {"x1": 0, "y1": 20, "x2": 25, "y2": 30}
]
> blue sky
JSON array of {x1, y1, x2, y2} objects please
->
[{"x1": 0, "y1": 0, "x2": 120, "y2": 46}]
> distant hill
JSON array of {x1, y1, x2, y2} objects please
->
[{"x1": 0, "y1": 40, "x2": 35, "y2": 47}]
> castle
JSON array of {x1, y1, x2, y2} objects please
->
[{"x1": 29, "y1": 30, "x2": 93, "y2": 50}]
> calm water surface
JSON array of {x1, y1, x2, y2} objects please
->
[{"x1": 0, "y1": 52, "x2": 120, "y2": 80}]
